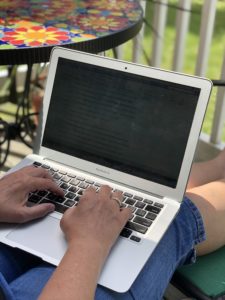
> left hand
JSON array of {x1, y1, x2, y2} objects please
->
[{"x1": 0, "y1": 166, "x2": 64, "y2": 223}]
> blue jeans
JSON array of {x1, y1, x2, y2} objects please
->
[{"x1": 0, "y1": 197, "x2": 205, "y2": 300}]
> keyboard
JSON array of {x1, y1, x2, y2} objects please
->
[{"x1": 29, "y1": 161, "x2": 164, "y2": 243}]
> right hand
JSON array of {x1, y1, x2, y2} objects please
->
[{"x1": 60, "y1": 185, "x2": 131, "y2": 259}]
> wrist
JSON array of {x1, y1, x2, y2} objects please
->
[
  {"x1": 40, "y1": 237, "x2": 107, "y2": 300},
  {"x1": 67, "y1": 237, "x2": 110, "y2": 263},
  {"x1": 63, "y1": 238, "x2": 109, "y2": 286}
]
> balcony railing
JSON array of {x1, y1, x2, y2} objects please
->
[{"x1": 110, "y1": 0, "x2": 225, "y2": 161}]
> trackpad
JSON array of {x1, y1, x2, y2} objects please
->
[{"x1": 6, "y1": 216, "x2": 67, "y2": 261}]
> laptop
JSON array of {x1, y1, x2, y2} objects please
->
[{"x1": 0, "y1": 47, "x2": 212, "y2": 292}]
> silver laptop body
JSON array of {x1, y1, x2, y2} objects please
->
[{"x1": 0, "y1": 48, "x2": 212, "y2": 292}]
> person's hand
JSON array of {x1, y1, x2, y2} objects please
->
[
  {"x1": 60, "y1": 185, "x2": 131, "y2": 260},
  {"x1": 0, "y1": 166, "x2": 64, "y2": 223},
  {"x1": 40, "y1": 187, "x2": 131, "y2": 300}
]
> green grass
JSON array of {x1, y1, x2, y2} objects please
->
[{"x1": 107, "y1": 0, "x2": 225, "y2": 140}]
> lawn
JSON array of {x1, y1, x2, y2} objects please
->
[{"x1": 107, "y1": 0, "x2": 225, "y2": 140}]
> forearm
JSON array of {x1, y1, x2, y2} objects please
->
[{"x1": 39, "y1": 241, "x2": 108, "y2": 300}]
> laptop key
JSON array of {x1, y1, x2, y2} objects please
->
[
  {"x1": 78, "y1": 182, "x2": 89, "y2": 189},
  {"x1": 135, "y1": 201, "x2": 145, "y2": 209},
  {"x1": 125, "y1": 221, "x2": 147, "y2": 234},
  {"x1": 127, "y1": 205, "x2": 136, "y2": 213},
  {"x1": 46, "y1": 193, "x2": 57, "y2": 201},
  {"x1": 55, "y1": 204, "x2": 68, "y2": 214},
  {"x1": 85, "y1": 179, "x2": 94, "y2": 184},
  {"x1": 67, "y1": 173, "x2": 76, "y2": 178},
  {"x1": 50, "y1": 167, "x2": 58, "y2": 172},
  {"x1": 133, "y1": 196, "x2": 143, "y2": 201},
  {"x1": 144, "y1": 199, "x2": 153, "y2": 205},
  {"x1": 55, "y1": 181, "x2": 62, "y2": 187},
  {"x1": 36, "y1": 190, "x2": 48, "y2": 197},
  {"x1": 68, "y1": 186, "x2": 78, "y2": 193},
  {"x1": 146, "y1": 212, "x2": 157, "y2": 221},
  {"x1": 120, "y1": 228, "x2": 132, "y2": 238},
  {"x1": 59, "y1": 170, "x2": 67, "y2": 175},
  {"x1": 65, "y1": 192, "x2": 75, "y2": 199},
  {"x1": 130, "y1": 235, "x2": 141, "y2": 243},
  {"x1": 133, "y1": 216, "x2": 152, "y2": 227},
  {"x1": 75, "y1": 195, "x2": 80, "y2": 202},
  {"x1": 70, "y1": 179, "x2": 80, "y2": 186},
  {"x1": 40, "y1": 199, "x2": 68, "y2": 214},
  {"x1": 64, "y1": 200, "x2": 75, "y2": 207},
  {"x1": 53, "y1": 173, "x2": 62, "y2": 180},
  {"x1": 48, "y1": 169, "x2": 55, "y2": 176},
  {"x1": 28, "y1": 194, "x2": 42, "y2": 203},
  {"x1": 33, "y1": 161, "x2": 42, "y2": 167},
  {"x1": 61, "y1": 175, "x2": 71, "y2": 183},
  {"x1": 77, "y1": 189, "x2": 84, "y2": 195},
  {"x1": 145, "y1": 205, "x2": 161, "y2": 214},
  {"x1": 135, "y1": 209, "x2": 146, "y2": 217},
  {"x1": 154, "y1": 202, "x2": 164, "y2": 208},
  {"x1": 123, "y1": 192, "x2": 133, "y2": 198},
  {"x1": 125, "y1": 198, "x2": 136, "y2": 206},
  {"x1": 42, "y1": 164, "x2": 50, "y2": 169},
  {"x1": 60, "y1": 183, "x2": 70, "y2": 190},
  {"x1": 54, "y1": 196, "x2": 65, "y2": 203}
]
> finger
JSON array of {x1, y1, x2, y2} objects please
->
[
  {"x1": 111, "y1": 191, "x2": 123, "y2": 200},
  {"x1": 21, "y1": 165, "x2": 37, "y2": 171},
  {"x1": 98, "y1": 185, "x2": 112, "y2": 200},
  {"x1": 79, "y1": 186, "x2": 97, "y2": 204},
  {"x1": 23, "y1": 166, "x2": 53, "y2": 180},
  {"x1": 83, "y1": 186, "x2": 96, "y2": 196},
  {"x1": 110, "y1": 191, "x2": 123, "y2": 208},
  {"x1": 31, "y1": 168, "x2": 53, "y2": 180},
  {"x1": 26, "y1": 177, "x2": 64, "y2": 196},
  {"x1": 19, "y1": 203, "x2": 55, "y2": 223}
]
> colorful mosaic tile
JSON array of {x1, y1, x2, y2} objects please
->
[{"x1": 0, "y1": 0, "x2": 142, "y2": 50}]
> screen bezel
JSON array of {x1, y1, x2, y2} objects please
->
[{"x1": 38, "y1": 47, "x2": 212, "y2": 202}]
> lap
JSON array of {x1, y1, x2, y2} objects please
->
[
  {"x1": 0, "y1": 197, "x2": 205, "y2": 300},
  {"x1": 9, "y1": 264, "x2": 55, "y2": 300},
  {"x1": 0, "y1": 243, "x2": 41, "y2": 283},
  {"x1": 95, "y1": 197, "x2": 205, "y2": 300}
]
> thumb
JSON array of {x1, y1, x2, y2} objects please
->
[{"x1": 21, "y1": 203, "x2": 55, "y2": 223}]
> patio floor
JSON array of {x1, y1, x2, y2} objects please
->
[{"x1": 1, "y1": 139, "x2": 32, "y2": 174}]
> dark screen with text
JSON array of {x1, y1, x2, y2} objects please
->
[{"x1": 42, "y1": 57, "x2": 200, "y2": 188}]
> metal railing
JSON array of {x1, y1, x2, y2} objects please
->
[{"x1": 112, "y1": 0, "x2": 225, "y2": 160}]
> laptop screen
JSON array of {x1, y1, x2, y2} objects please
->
[{"x1": 42, "y1": 57, "x2": 200, "y2": 188}]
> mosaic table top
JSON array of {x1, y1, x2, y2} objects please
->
[{"x1": 0, "y1": 0, "x2": 143, "y2": 65}]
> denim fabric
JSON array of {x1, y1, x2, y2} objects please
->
[{"x1": 0, "y1": 197, "x2": 206, "y2": 300}]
